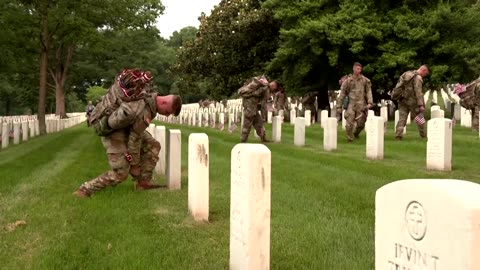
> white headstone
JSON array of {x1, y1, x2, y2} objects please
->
[
  {"x1": 230, "y1": 144, "x2": 271, "y2": 270},
  {"x1": 304, "y1": 110, "x2": 311, "y2": 127},
  {"x1": 294, "y1": 117, "x2": 305, "y2": 146},
  {"x1": 320, "y1": 110, "x2": 329, "y2": 128},
  {"x1": 290, "y1": 110, "x2": 296, "y2": 125},
  {"x1": 219, "y1": 112, "x2": 225, "y2": 131},
  {"x1": 431, "y1": 109, "x2": 444, "y2": 119},
  {"x1": 13, "y1": 122, "x2": 20, "y2": 145},
  {"x1": 323, "y1": 118, "x2": 337, "y2": 152},
  {"x1": 426, "y1": 118, "x2": 452, "y2": 171},
  {"x1": 380, "y1": 107, "x2": 388, "y2": 122},
  {"x1": 376, "y1": 179, "x2": 480, "y2": 270},
  {"x1": 188, "y1": 133, "x2": 209, "y2": 222},
  {"x1": 1, "y1": 123, "x2": 8, "y2": 149},
  {"x1": 431, "y1": 105, "x2": 441, "y2": 112},
  {"x1": 267, "y1": 111, "x2": 272, "y2": 124},
  {"x1": 28, "y1": 121, "x2": 35, "y2": 138},
  {"x1": 154, "y1": 126, "x2": 166, "y2": 175},
  {"x1": 148, "y1": 123, "x2": 155, "y2": 135},
  {"x1": 366, "y1": 116, "x2": 384, "y2": 160},
  {"x1": 167, "y1": 129, "x2": 181, "y2": 190},
  {"x1": 407, "y1": 112, "x2": 411, "y2": 125},
  {"x1": 342, "y1": 110, "x2": 346, "y2": 130},
  {"x1": 272, "y1": 116, "x2": 282, "y2": 143},
  {"x1": 454, "y1": 104, "x2": 461, "y2": 121}
]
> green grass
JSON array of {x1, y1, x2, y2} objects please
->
[{"x1": 0, "y1": 121, "x2": 479, "y2": 269}]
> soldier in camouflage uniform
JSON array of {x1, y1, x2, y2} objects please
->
[
  {"x1": 238, "y1": 76, "x2": 278, "y2": 142},
  {"x1": 73, "y1": 69, "x2": 182, "y2": 197},
  {"x1": 301, "y1": 91, "x2": 318, "y2": 123},
  {"x1": 336, "y1": 63, "x2": 373, "y2": 142},
  {"x1": 394, "y1": 65, "x2": 430, "y2": 140},
  {"x1": 455, "y1": 78, "x2": 480, "y2": 132},
  {"x1": 273, "y1": 81, "x2": 286, "y2": 116},
  {"x1": 473, "y1": 82, "x2": 480, "y2": 132}
]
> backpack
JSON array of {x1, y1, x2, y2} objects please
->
[
  {"x1": 391, "y1": 71, "x2": 418, "y2": 100},
  {"x1": 238, "y1": 77, "x2": 266, "y2": 98}
]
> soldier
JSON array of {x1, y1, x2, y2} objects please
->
[
  {"x1": 273, "y1": 81, "x2": 286, "y2": 116},
  {"x1": 454, "y1": 79, "x2": 480, "y2": 132},
  {"x1": 73, "y1": 69, "x2": 182, "y2": 197},
  {"x1": 85, "y1": 101, "x2": 95, "y2": 127},
  {"x1": 238, "y1": 75, "x2": 277, "y2": 142},
  {"x1": 336, "y1": 62, "x2": 373, "y2": 142},
  {"x1": 301, "y1": 91, "x2": 319, "y2": 123},
  {"x1": 393, "y1": 65, "x2": 430, "y2": 140}
]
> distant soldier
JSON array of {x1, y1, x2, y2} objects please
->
[
  {"x1": 301, "y1": 91, "x2": 319, "y2": 123},
  {"x1": 273, "y1": 81, "x2": 286, "y2": 116},
  {"x1": 454, "y1": 78, "x2": 480, "y2": 132},
  {"x1": 336, "y1": 62, "x2": 373, "y2": 142},
  {"x1": 85, "y1": 101, "x2": 95, "y2": 127},
  {"x1": 391, "y1": 65, "x2": 430, "y2": 140},
  {"x1": 238, "y1": 75, "x2": 278, "y2": 142}
]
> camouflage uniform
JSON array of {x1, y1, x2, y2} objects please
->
[
  {"x1": 274, "y1": 90, "x2": 286, "y2": 117},
  {"x1": 302, "y1": 91, "x2": 318, "y2": 121},
  {"x1": 238, "y1": 76, "x2": 268, "y2": 142},
  {"x1": 460, "y1": 79, "x2": 480, "y2": 131},
  {"x1": 336, "y1": 75, "x2": 373, "y2": 141},
  {"x1": 394, "y1": 71, "x2": 426, "y2": 138},
  {"x1": 79, "y1": 91, "x2": 160, "y2": 196},
  {"x1": 474, "y1": 85, "x2": 480, "y2": 132}
]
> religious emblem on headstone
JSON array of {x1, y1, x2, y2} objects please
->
[{"x1": 405, "y1": 201, "x2": 427, "y2": 241}]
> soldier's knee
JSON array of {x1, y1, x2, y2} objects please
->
[{"x1": 114, "y1": 168, "x2": 130, "y2": 181}]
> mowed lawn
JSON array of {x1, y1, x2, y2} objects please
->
[{"x1": 0, "y1": 119, "x2": 479, "y2": 269}]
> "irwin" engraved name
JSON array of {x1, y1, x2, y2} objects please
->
[{"x1": 387, "y1": 243, "x2": 439, "y2": 270}]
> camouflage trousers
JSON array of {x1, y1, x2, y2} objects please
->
[
  {"x1": 344, "y1": 106, "x2": 367, "y2": 141},
  {"x1": 473, "y1": 107, "x2": 479, "y2": 131},
  {"x1": 79, "y1": 130, "x2": 160, "y2": 195},
  {"x1": 395, "y1": 100, "x2": 426, "y2": 138},
  {"x1": 241, "y1": 110, "x2": 265, "y2": 142}
]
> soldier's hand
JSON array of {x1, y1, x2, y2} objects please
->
[
  {"x1": 419, "y1": 105, "x2": 425, "y2": 112},
  {"x1": 367, "y1": 104, "x2": 373, "y2": 109}
]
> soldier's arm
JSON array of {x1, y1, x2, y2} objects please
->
[
  {"x1": 413, "y1": 76, "x2": 424, "y2": 106},
  {"x1": 126, "y1": 117, "x2": 149, "y2": 167},
  {"x1": 108, "y1": 100, "x2": 145, "y2": 130},
  {"x1": 366, "y1": 79, "x2": 373, "y2": 105},
  {"x1": 336, "y1": 80, "x2": 349, "y2": 108}
]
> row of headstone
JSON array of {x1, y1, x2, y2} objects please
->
[{"x1": 1, "y1": 113, "x2": 86, "y2": 151}]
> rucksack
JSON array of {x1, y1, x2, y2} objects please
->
[
  {"x1": 391, "y1": 71, "x2": 418, "y2": 100},
  {"x1": 238, "y1": 77, "x2": 266, "y2": 98}
]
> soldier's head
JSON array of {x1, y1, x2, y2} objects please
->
[
  {"x1": 352, "y1": 62, "x2": 362, "y2": 76},
  {"x1": 269, "y1": 80, "x2": 279, "y2": 92},
  {"x1": 88, "y1": 100, "x2": 92, "y2": 105},
  {"x1": 156, "y1": 95, "x2": 182, "y2": 116},
  {"x1": 417, "y1": 65, "x2": 430, "y2": 77}
]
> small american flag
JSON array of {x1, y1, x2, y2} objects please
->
[{"x1": 414, "y1": 113, "x2": 426, "y2": 126}]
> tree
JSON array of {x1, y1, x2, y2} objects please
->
[
  {"x1": 263, "y1": 0, "x2": 480, "y2": 99},
  {"x1": 85, "y1": 86, "x2": 107, "y2": 104},
  {"x1": 167, "y1": 26, "x2": 197, "y2": 48},
  {"x1": 173, "y1": 0, "x2": 280, "y2": 100},
  {"x1": 15, "y1": 0, "x2": 164, "y2": 133}
]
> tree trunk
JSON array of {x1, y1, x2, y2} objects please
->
[
  {"x1": 38, "y1": 12, "x2": 49, "y2": 135},
  {"x1": 52, "y1": 43, "x2": 74, "y2": 118}
]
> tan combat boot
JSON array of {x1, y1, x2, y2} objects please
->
[
  {"x1": 135, "y1": 180, "x2": 164, "y2": 190},
  {"x1": 73, "y1": 188, "x2": 90, "y2": 198}
]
